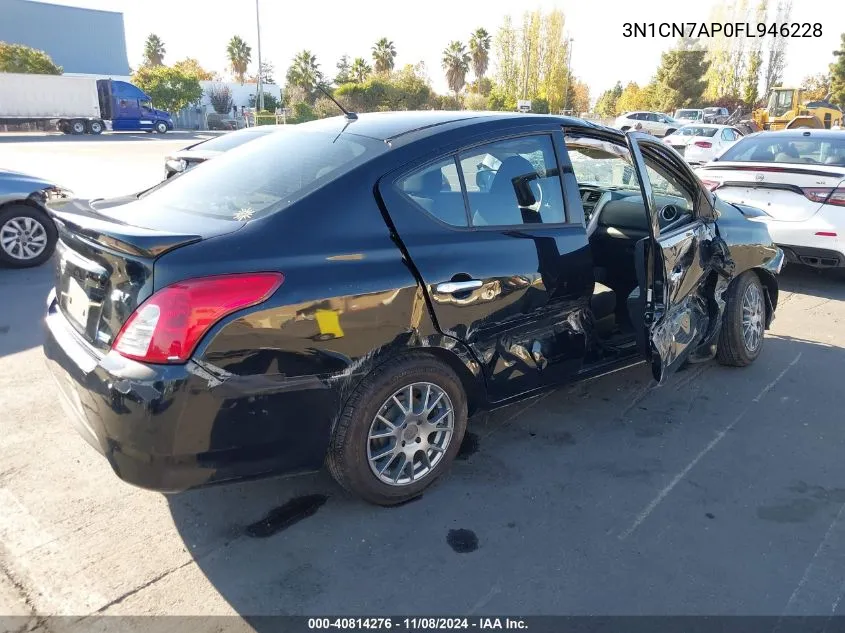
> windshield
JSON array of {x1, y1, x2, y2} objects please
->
[
  {"x1": 718, "y1": 135, "x2": 845, "y2": 165},
  {"x1": 767, "y1": 90, "x2": 795, "y2": 118},
  {"x1": 139, "y1": 126, "x2": 387, "y2": 220},
  {"x1": 675, "y1": 110, "x2": 702, "y2": 120},
  {"x1": 676, "y1": 126, "x2": 719, "y2": 137},
  {"x1": 192, "y1": 127, "x2": 281, "y2": 153}
]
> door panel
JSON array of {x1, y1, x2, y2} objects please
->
[
  {"x1": 379, "y1": 136, "x2": 594, "y2": 403},
  {"x1": 625, "y1": 132, "x2": 713, "y2": 382}
]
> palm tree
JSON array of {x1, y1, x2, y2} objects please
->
[
  {"x1": 469, "y1": 28, "x2": 491, "y2": 80},
  {"x1": 442, "y1": 41, "x2": 471, "y2": 99},
  {"x1": 372, "y1": 38, "x2": 397, "y2": 75},
  {"x1": 143, "y1": 34, "x2": 165, "y2": 66},
  {"x1": 227, "y1": 35, "x2": 252, "y2": 84},
  {"x1": 351, "y1": 57, "x2": 372, "y2": 83},
  {"x1": 286, "y1": 50, "x2": 323, "y2": 93}
]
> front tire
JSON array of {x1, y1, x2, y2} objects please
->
[
  {"x1": 717, "y1": 272, "x2": 766, "y2": 367},
  {"x1": 327, "y1": 354, "x2": 468, "y2": 506},
  {"x1": 155, "y1": 121, "x2": 168, "y2": 134},
  {"x1": 0, "y1": 204, "x2": 57, "y2": 268}
]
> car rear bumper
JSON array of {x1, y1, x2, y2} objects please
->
[
  {"x1": 779, "y1": 244, "x2": 844, "y2": 268},
  {"x1": 43, "y1": 290, "x2": 333, "y2": 492}
]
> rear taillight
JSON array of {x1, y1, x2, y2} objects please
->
[
  {"x1": 113, "y1": 273, "x2": 283, "y2": 364},
  {"x1": 802, "y1": 187, "x2": 845, "y2": 206},
  {"x1": 694, "y1": 141, "x2": 712, "y2": 148},
  {"x1": 699, "y1": 179, "x2": 722, "y2": 192}
]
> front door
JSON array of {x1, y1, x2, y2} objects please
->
[
  {"x1": 379, "y1": 132, "x2": 593, "y2": 403},
  {"x1": 625, "y1": 131, "x2": 717, "y2": 382}
]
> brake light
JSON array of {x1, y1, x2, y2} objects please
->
[
  {"x1": 699, "y1": 179, "x2": 722, "y2": 192},
  {"x1": 815, "y1": 231, "x2": 838, "y2": 237},
  {"x1": 694, "y1": 141, "x2": 712, "y2": 148},
  {"x1": 802, "y1": 187, "x2": 845, "y2": 206},
  {"x1": 113, "y1": 273, "x2": 283, "y2": 364}
]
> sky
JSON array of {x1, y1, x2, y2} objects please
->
[{"x1": 56, "y1": 0, "x2": 845, "y2": 103}]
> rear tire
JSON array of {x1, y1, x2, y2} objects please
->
[
  {"x1": 327, "y1": 353, "x2": 468, "y2": 506},
  {"x1": 0, "y1": 204, "x2": 57, "y2": 268},
  {"x1": 717, "y1": 272, "x2": 765, "y2": 367},
  {"x1": 87, "y1": 120, "x2": 104, "y2": 134},
  {"x1": 70, "y1": 120, "x2": 86, "y2": 135}
]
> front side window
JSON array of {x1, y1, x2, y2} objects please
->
[{"x1": 721, "y1": 129, "x2": 737, "y2": 141}]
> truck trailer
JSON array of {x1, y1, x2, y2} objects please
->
[{"x1": 0, "y1": 73, "x2": 174, "y2": 134}]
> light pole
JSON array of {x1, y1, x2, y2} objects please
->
[
  {"x1": 563, "y1": 37, "x2": 573, "y2": 114},
  {"x1": 255, "y1": 0, "x2": 264, "y2": 112}
]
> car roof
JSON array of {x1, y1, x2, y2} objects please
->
[
  {"x1": 297, "y1": 111, "x2": 593, "y2": 143},
  {"x1": 678, "y1": 123, "x2": 730, "y2": 129}
]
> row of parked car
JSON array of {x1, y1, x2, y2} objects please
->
[{"x1": 2, "y1": 110, "x2": 842, "y2": 507}]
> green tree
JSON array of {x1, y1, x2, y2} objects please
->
[
  {"x1": 830, "y1": 34, "x2": 845, "y2": 108},
  {"x1": 227, "y1": 35, "x2": 252, "y2": 84},
  {"x1": 594, "y1": 81, "x2": 623, "y2": 117},
  {"x1": 742, "y1": 49, "x2": 763, "y2": 108},
  {"x1": 0, "y1": 42, "x2": 62, "y2": 74},
  {"x1": 442, "y1": 41, "x2": 471, "y2": 99},
  {"x1": 351, "y1": 57, "x2": 372, "y2": 83},
  {"x1": 494, "y1": 16, "x2": 520, "y2": 104},
  {"x1": 372, "y1": 38, "x2": 397, "y2": 75},
  {"x1": 469, "y1": 28, "x2": 491, "y2": 80},
  {"x1": 286, "y1": 50, "x2": 322, "y2": 99},
  {"x1": 173, "y1": 58, "x2": 214, "y2": 81},
  {"x1": 143, "y1": 34, "x2": 165, "y2": 67},
  {"x1": 651, "y1": 39, "x2": 710, "y2": 111},
  {"x1": 763, "y1": 0, "x2": 792, "y2": 95},
  {"x1": 487, "y1": 85, "x2": 516, "y2": 111},
  {"x1": 800, "y1": 73, "x2": 830, "y2": 102},
  {"x1": 335, "y1": 55, "x2": 352, "y2": 85},
  {"x1": 132, "y1": 65, "x2": 202, "y2": 114},
  {"x1": 248, "y1": 61, "x2": 275, "y2": 85}
]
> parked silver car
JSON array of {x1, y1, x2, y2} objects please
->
[{"x1": 0, "y1": 169, "x2": 71, "y2": 268}]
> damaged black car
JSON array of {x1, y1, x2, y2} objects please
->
[{"x1": 42, "y1": 112, "x2": 783, "y2": 506}]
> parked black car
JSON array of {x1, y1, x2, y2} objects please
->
[
  {"x1": 163, "y1": 125, "x2": 283, "y2": 178},
  {"x1": 43, "y1": 112, "x2": 783, "y2": 505},
  {"x1": 0, "y1": 169, "x2": 72, "y2": 268}
]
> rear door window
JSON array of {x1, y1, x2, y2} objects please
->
[{"x1": 398, "y1": 157, "x2": 468, "y2": 227}]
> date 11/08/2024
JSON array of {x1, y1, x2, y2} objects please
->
[
  {"x1": 308, "y1": 618, "x2": 528, "y2": 630},
  {"x1": 623, "y1": 22, "x2": 822, "y2": 38}
]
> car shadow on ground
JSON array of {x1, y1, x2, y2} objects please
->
[
  {"x1": 165, "y1": 328, "x2": 845, "y2": 617},
  {"x1": 777, "y1": 264, "x2": 845, "y2": 300},
  {"x1": 0, "y1": 260, "x2": 54, "y2": 358}
]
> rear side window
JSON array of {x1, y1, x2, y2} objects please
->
[
  {"x1": 721, "y1": 129, "x2": 737, "y2": 141},
  {"x1": 140, "y1": 127, "x2": 387, "y2": 220},
  {"x1": 719, "y1": 136, "x2": 845, "y2": 165},
  {"x1": 397, "y1": 134, "x2": 566, "y2": 228}
]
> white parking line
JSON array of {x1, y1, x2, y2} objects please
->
[{"x1": 618, "y1": 352, "x2": 803, "y2": 541}]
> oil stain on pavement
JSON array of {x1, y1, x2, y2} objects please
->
[{"x1": 447, "y1": 529, "x2": 478, "y2": 553}]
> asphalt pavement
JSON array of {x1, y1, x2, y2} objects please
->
[{"x1": 0, "y1": 134, "x2": 844, "y2": 624}]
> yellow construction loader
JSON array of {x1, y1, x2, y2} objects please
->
[{"x1": 750, "y1": 86, "x2": 843, "y2": 131}]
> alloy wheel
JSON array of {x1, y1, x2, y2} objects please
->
[
  {"x1": 0, "y1": 216, "x2": 49, "y2": 260},
  {"x1": 741, "y1": 282, "x2": 764, "y2": 353},
  {"x1": 367, "y1": 382, "x2": 455, "y2": 486}
]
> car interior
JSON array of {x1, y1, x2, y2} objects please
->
[{"x1": 399, "y1": 133, "x2": 697, "y2": 356}]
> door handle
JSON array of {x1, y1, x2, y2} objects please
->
[{"x1": 435, "y1": 280, "x2": 483, "y2": 294}]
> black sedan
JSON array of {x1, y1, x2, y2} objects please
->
[
  {"x1": 163, "y1": 125, "x2": 283, "y2": 178},
  {"x1": 43, "y1": 111, "x2": 783, "y2": 505}
]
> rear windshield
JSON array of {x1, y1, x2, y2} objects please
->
[
  {"x1": 676, "y1": 126, "x2": 718, "y2": 137},
  {"x1": 192, "y1": 127, "x2": 280, "y2": 152},
  {"x1": 675, "y1": 110, "x2": 702, "y2": 119},
  {"x1": 141, "y1": 126, "x2": 386, "y2": 220},
  {"x1": 719, "y1": 136, "x2": 845, "y2": 165}
]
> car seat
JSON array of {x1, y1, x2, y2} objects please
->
[
  {"x1": 591, "y1": 282, "x2": 617, "y2": 338},
  {"x1": 474, "y1": 156, "x2": 537, "y2": 226}
]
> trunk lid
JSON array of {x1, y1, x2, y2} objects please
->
[
  {"x1": 697, "y1": 162, "x2": 845, "y2": 222},
  {"x1": 50, "y1": 197, "x2": 242, "y2": 350}
]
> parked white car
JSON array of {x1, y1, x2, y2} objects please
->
[
  {"x1": 664, "y1": 124, "x2": 744, "y2": 164},
  {"x1": 613, "y1": 111, "x2": 681, "y2": 137},
  {"x1": 695, "y1": 130, "x2": 845, "y2": 271},
  {"x1": 673, "y1": 108, "x2": 705, "y2": 125}
]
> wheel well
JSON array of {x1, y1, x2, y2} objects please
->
[
  {"x1": 415, "y1": 346, "x2": 485, "y2": 416},
  {"x1": 750, "y1": 268, "x2": 778, "y2": 327},
  {"x1": 0, "y1": 198, "x2": 47, "y2": 217}
]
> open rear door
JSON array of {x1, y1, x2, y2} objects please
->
[{"x1": 624, "y1": 131, "x2": 713, "y2": 383}]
